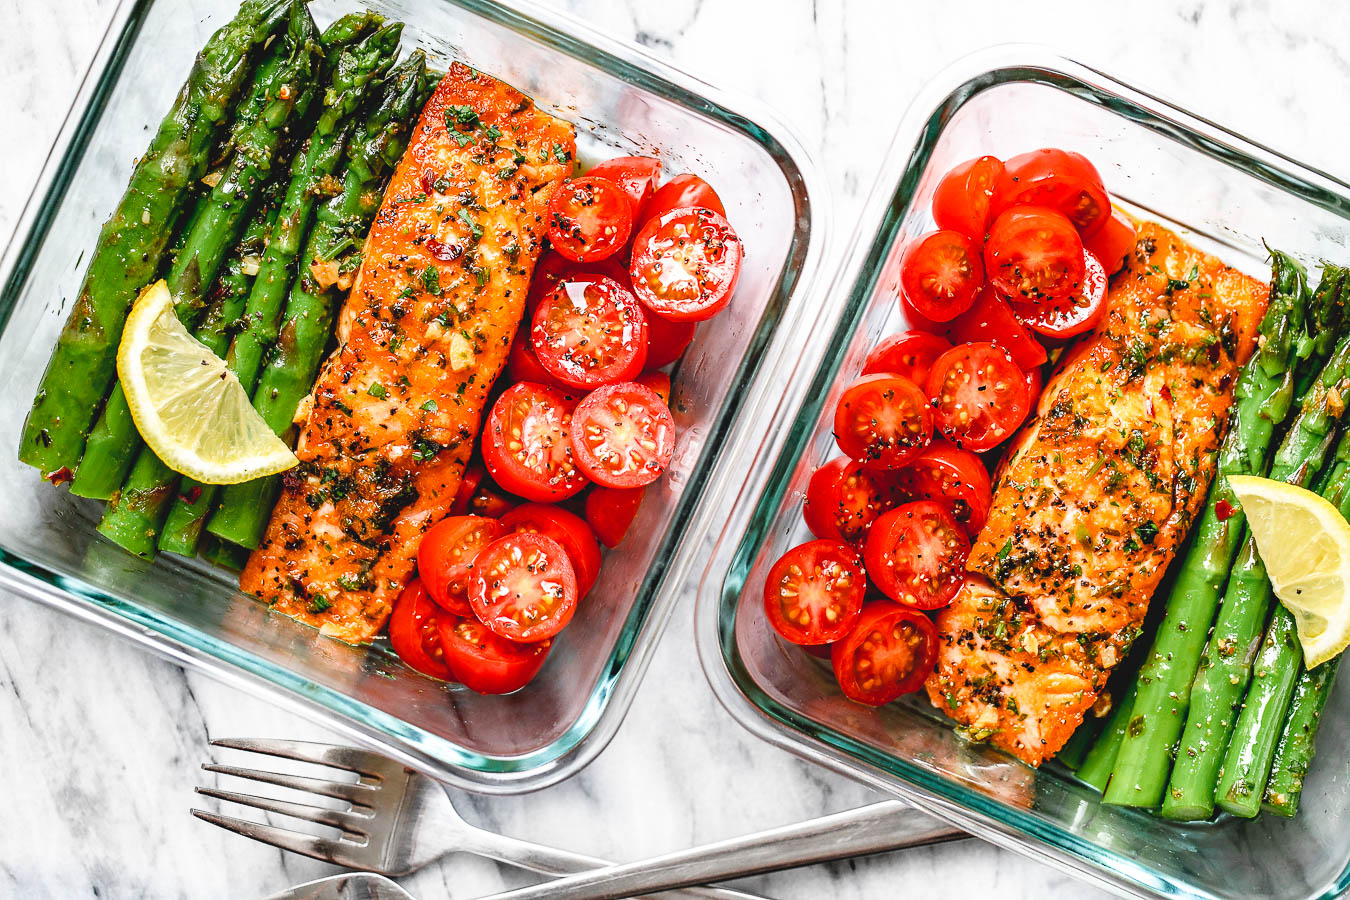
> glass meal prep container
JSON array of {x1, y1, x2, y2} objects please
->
[
  {"x1": 0, "y1": 0, "x2": 828, "y2": 793},
  {"x1": 696, "y1": 48, "x2": 1350, "y2": 900}
]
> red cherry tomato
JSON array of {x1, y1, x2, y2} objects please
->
[
  {"x1": 501, "y1": 503, "x2": 602, "y2": 597},
  {"x1": 509, "y1": 334, "x2": 564, "y2": 389},
  {"x1": 1086, "y1": 210, "x2": 1137, "y2": 275},
  {"x1": 585, "y1": 485, "x2": 645, "y2": 548},
  {"x1": 999, "y1": 148, "x2": 1111, "y2": 237},
  {"x1": 451, "y1": 462, "x2": 488, "y2": 516},
  {"x1": 531, "y1": 275, "x2": 648, "y2": 390},
  {"x1": 926, "y1": 342, "x2": 1030, "y2": 452},
  {"x1": 644, "y1": 312, "x2": 697, "y2": 370},
  {"x1": 483, "y1": 382, "x2": 589, "y2": 502},
  {"x1": 898, "y1": 230, "x2": 984, "y2": 322},
  {"x1": 630, "y1": 207, "x2": 743, "y2": 322},
  {"x1": 943, "y1": 288, "x2": 1047, "y2": 371},
  {"x1": 932, "y1": 155, "x2": 1012, "y2": 242},
  {"x1": 569, "y1": 381, "x2": 676, "y2": 488},
  {"x1": 417, "y1": 515, "x2": 507, "y2": 615},
  {"x1": 526, "y1": 254, "x2": 631, "y2": 316},
  {"x1": 984, "y1": 206, "x2": 1086, "y2": 305},
  {"x1": 833, "y1": 374, "x2": 933, "y2": 469},
  {"x1": 547, "y1": 176, "x2": 634, "y2": 263},
  {"x1": 864, "y1": 501, "x2": 970, "y2": 610},
  {"x1": 439, "y1": 615, "x2": 550, "y2": 695},
  {"x1": 862, "y1": 331, "x2": 953, "y2": 385},
  {"x1": 468, "y1": 533, "x2": 578, "y2": 642},
  {"x1": 898, "y1": 441, "x2": 992, "y2": 537},
  {"x1": 388, "y1": 579, "x2": 453, "y2": 680},
  {"x1": 588, "y1": 156, "x2": 662, "y2": 220},
  {"x1": 636, "y1": 370, "x2": 671, "y2": 405},
  {"x1": 1024, "y1": 364, "x2": 1044, "y2": 407},
  {"x1": 1011, "y1": 250, "x2": 1108, "y2": 339},
  {"x1": 831, "y1": 601, "x2": 938, "y2": 705},
  {"x1": 644, "y1": 173, "x2": 726, "y2": 221},
  {"x1": 454, "y1": 463, "x2": 518, "y2": 518},
  {"x1": 764, "y1": 539, "x2": 866, "y2": 646},
  {"x1": 802, "y1": 457, "x2": 908, "y2": 545}
]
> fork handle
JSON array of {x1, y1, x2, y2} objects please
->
[{"x1": 464, "y1": 800, "x2": 964, "y2": 900}]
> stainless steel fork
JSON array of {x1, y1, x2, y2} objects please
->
[{"x1": 193, "y1": 738, "x2": 963, "y2": 897}]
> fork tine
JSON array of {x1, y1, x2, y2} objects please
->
[
  {"x1": 191, "y1": 809, "x2": 368, "y2": 869},
  {"x1": 202, "y1": 763, "x2": 377, "y2": 805},
  {"x1": 210, "y1": 737, "x2": 386, "y2": 777},
  {"x1": 195, "y1": 786, "x2": 366, "y2": 833}
]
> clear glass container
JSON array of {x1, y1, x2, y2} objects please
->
[
  {"x1": 0, "y1": 0, "x2": 828, "y2": 793},
  {"x1": 696, "y1": 47, "x2": 1350, "y2": 900}
]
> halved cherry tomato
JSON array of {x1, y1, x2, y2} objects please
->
[
  {"x1": 1085, "y1": 210, "x2": 1136, "y2": 275},
  {"x1": 439, "y1": 615, "x2": 551, "y2": 695},
  {"x1": 645, "y1": 173, "x2": 726, "y2": 221},
  {"x1": 998, "y1": 148, "x2": 1111, "y2": 237},
  {"x1": 1024, "y1": 364, "x2": 1044, "y2": 408},
  {"x1": 943, "y1": 288, "x2": 1047, "y2": 370},
  {"x1": 569, "y1": 381, "x2": 676, "y2": 488},
  {"x1": 1012, "y1": 250, "x2": 1108, "y2": 339},
  {"x1": 862, "y1": 331, "x2": 952, "y2": 385},
  {"x1": 802, "y1": 457, "x2": 908, "y2": 545},
  {"x1": 864, "y1": 501, "x2": 969, "y2": 610},
  {"x1": 451, "y1": 462, "x2": 488, "y2": 516},
  {"x1": 831, "y1": 601, "x2": 938, "y2": 705},
  {"x1": 418, "y1": 515, "x2": 507, "y2": 615},
  {"x1": 532, "y1": 275, "x2": 648, "y2": 390},
  {"x1": 547, "y1": 176, "x2": 634, "y2": 263},
  {"x1": 636, "y1": 370, "x2": 671, "y2": 405},
  {"x1": 527, "y1": 254, "x2": 631, "y2": 316},
  {"x1": 630, "y1": 207, "x2": 742, "y2": 322},
  {"x1": 644, "y1": 312, "x2": 697, "y2": 370},
  {"x1": 483, "y1": 382, "x2": 589, "y2": 502},
  {"x1": 833, "y1": 374, "x2": 933, "y2": 469},
  {"x1": 388, "y1": 579, "x2": 453, "y2": 680},
  {"x1": 585, "y1": 485, "x2": 645, "y2": 548},
  {"x1": 764, "y1": 539, "x2": 866, "y2": 646},
  {"x1": 898, "y1": 230, "x2": 984, "y2": 322},
  {"x1": 453, "y1": 463, "x2": 518, "y2": 518},
  {"x1": 898, "y1": 441, "x2": 992, "y2": 537},
  {"x1": 925, "y1": 342, "x2": 1030, "y2": 452},
  {"x1": 588, "y1": 156, "x2": 662, "y2": 220},
  {"x1": 509, "y1": 335, "x2": 564, "y2": 389},
  {"x1": 468, "y1": 533, "x2": 578, "y2": 642},
  {"x1": 984, "y1": 206, "x2": 1086, "y2": 305},
  {"x1": 931, "y1": 155, "x2": 1012, "y2": 242},
  {"x1": 501, "y1": 504, "x2": 602, "y2": 596}
]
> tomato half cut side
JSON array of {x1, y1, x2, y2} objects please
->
[
  {"x1": 831, "y1": 601, "x2": 938, "y2": 705},
  {"x1": 943, "y1": 288, "x2": 1047, "y2": 371},
  {"x1": 861, "y1": 331, "x2": 953, "y2": 385},
  {"x1": 588, "y1": 155, "x2": 662, "y2": 220},
  {"x1": 630, "y1": 207, "x2": 743, "y2": 322},
  {"x1": 864, "y1": 501, "x2": 970, "y2": 610},
  {"x1": 1012, "y1": 250, "x2": 1108, "y2": 339},
  {"x1": 1085, "y1": 210, "x2": 1137, "y2": 276},
  {"x1": 931, "y1": 155, "x2": 1012, "y2": 242},
  {"x1": 898, "y1": 230, "x2": 984, "y2": 322},
  {"x1": 925, "y1": 342, "x2": 1030, "y2": 452},
  {"x1": 388, "y1": 580, "x2": 454, "y2": 680},
  {"x1": 526, "y1": 254, "x2": 631, "y2": 316},
  {"x1": 501, "y1": 503, "x2": 602, "y2": 596},
  {"x1": 984, "y1": 206, "x2": 1086, "y2": 305},
  {"x1": 482, "y1": 382, "x2": 589, "y2": 502},
  {"x1": 999, "y1": 147, "x2": 1111, "y2": 237},
  {"x1": 898, "y1": 441, "x2": 992, "y2": 537},
  {"x1": 569, "y1": 381, "x2": 676, "y2": 488},
  {"x1": 547, "y1": 176, "x2": 635, "y2": 263},
  {"x1": 644, "y1": 173, "x2": 726, "y2": 221},
  {"x1": 468, "y1": 533, "x2": 578, "y2": 642},
  {"x1": 417, "y1": 515, "x2": 507, "y2": 615},
  {"x1": 532, "y1": 275, "x2": 648, "y2": 390},
  {"x1": 439, "y1": 616, "x2": 551, "y2": 695},
  {"x1": 585, "y1": 485, "x2": 645, "y2": 548},
  {"x1": 764, "y1": 539, "x2": 866, "y2": 646},
  {"x1": 802, "y1": 457, "x2": 908, "y2": 545},
  {"x1": 833, "y1": 374, "x2": 933, "y2": 469},
  {"x1": 644, "y1": 312, "x2": 697, "y2": 370}
]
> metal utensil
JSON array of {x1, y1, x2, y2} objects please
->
[
  {"x1": 193, "y1": 738, "x2": 963, "y2": 898},
  {"x1": 263, "y1": 873, "x2": 415, "y2": 900}
]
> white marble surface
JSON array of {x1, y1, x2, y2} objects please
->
[{"x1": 3, "y1": 1, "x2": 1350, "y2": 898}]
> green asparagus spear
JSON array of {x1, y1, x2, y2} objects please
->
[
  {"x1": 1056, "y1": 715, "x2": 1104, "y2": 771},
  {"x1": 1102, "y1": 255, "x2": 1339, "y2": 808},
  {"x1": 18, "y1": 0, "x2": 292, "y2": 478},
  {"x1": 1075, "y1": 678, "x2": 1139, "y2": 793},
  {"x1": 70, "y1": 6, "x2": 323, "y2": 501},
  {"x1": 158, "y1": 24, "x2": 405, "y2": 556},
  {"x1": 207, "y1": 51, "x2": 427, "y2": 551}
]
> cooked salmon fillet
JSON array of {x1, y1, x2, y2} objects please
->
[
  {"x1": 240, "y1": 63, "x2": 576, "y2": 643},
  {"x1": 926, "y1": 222, "x2": 1268, "y2": 764}
]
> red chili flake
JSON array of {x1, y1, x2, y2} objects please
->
[
  {"x1": 1161, "y1": 384, "x2": 1172, "y2": 403},
  {"x1": 179, "y1": 485, "x2": 203, "y2": 505},
  {"x1": 427, "y1": 237, "x2": 462, "y2": 261},
  {"x1": 1215, "y1": 498, "x2": 1235, "y2": 521},
  {"x1": 45, "y1": 466, "x2": 73, "y2": 485}
]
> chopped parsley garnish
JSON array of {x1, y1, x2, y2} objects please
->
[
  {"x1": 457, "y1": 208, "x2": 484, "y2": 242},
  {"x1": 421, "y1": 265, "x2": 441, "y2": 295},
  {"x1": 420, "y1": 399, "x2": 438, "y2": 412},
  {"x1": 445, "y1": 104, "x2": 480, "y2": 131},
  {"x1": 367, "y1": 382, "x2": 387, "y2": 399},
  {"x1": 552, "y1": 143, "x2": 570, "y2": 164}
]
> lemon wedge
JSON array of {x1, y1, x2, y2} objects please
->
[
  {"x1": 1228, "y1": 475, "x2": 1350, "y2": 668},
  {"x1": 116, "y1": 280, "x2": 297, "y2": 484}
]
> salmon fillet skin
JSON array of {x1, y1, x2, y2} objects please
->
[
  {"x1": 240, "y1": 63, "x2": 576, "y2": 643},
  {"x1": 926, "y1": 222, "x2": 1268, "y2": 765}
]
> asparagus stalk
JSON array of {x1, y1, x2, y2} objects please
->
[
  {"x1": 1056, "y1": 715, "x2": 1104, "y2": 771},
  {"x1": 70, "y1": 6, "x2": 323, "y2": 501},
  {"x1": 1075, "y1": 678, "x2": 1139, "y2": 793},
  {"x1": 158, "y1": 24, "x2": 405, "y2": 556},
  {"x1": 1102, "y1": 255, "x2": 1338, "y2": 808},
  {"x1": 18, "y1": 0, "x2": 292, "y2": 478},
  {"x1": 206, "y1": 51, "x2": 428, "y2": 551}
]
